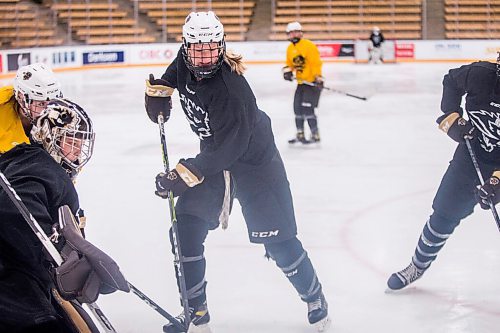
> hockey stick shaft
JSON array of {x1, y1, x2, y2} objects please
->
[
  {"x1": 0, "y1": 171, "x2": 117, "y2": 333},
  {"x1": 299, "y1": 80, "x2": 367, "y2": 101},
  {"x1": 464, "y1": 138, "x2": 500, "y2": 231},
  {"x1": 128, "y1": 283, "x2": 185, "y2": 331},
  {"x1": 157, "y1": 114, "x2": 191, "y2": 329}
]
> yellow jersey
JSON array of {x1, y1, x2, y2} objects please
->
[
  {"x1": 0, "y1": 86, "x2": 29, "y2": 154},
  {"x1": 286, "y1": 38, "x2": 323, "y2": 84}
]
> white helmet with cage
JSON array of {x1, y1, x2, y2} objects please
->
[
  {"x1": 13, "y1": 63, "x2": 63, "y2": 122},
  {"x1": 182, "y1": 11, "x2": 226, "y2": 79},
  {"x1": 31, "y1": 98, "x2": 95, "y2": 180}
]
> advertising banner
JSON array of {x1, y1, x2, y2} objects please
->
[
  {"x1": 83, "y1": 51, "x2": 125, "y2": 65},
  {"x1": 7, "y1": 52, "x2": 31, "y2": 71}
]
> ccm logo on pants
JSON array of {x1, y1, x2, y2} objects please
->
[{"x1": 252, "y1": 230, "x2": 280, "y2": 238}]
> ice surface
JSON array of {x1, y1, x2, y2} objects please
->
[{"x1": 2, "y1": 61, "x2": 500, "y2": 333}]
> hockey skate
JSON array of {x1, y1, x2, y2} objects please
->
[
  {"x1": 163, "y1": 302, "x2": 211, "y2": 333},
  {"x1": 310, "y1": 132, "x2": 320, "y2": 143},
  {"x1": 387, "y1": 261, "x2": 426, "y2": 291},
  {"x1": 288, "y1": 130, "x2": 311, "y2": 144},
  {"x1": 307, "y1": 291, "x2": 331, "y2": 332}
]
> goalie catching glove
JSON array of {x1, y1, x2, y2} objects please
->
[
  {"x1": 475, "y1": 171, "x2": 500, "y2": 210},
  {"x1": 145, "y1": 74, "x2": 174, "y2": 123},
  {"x1": 53, "y1": 205, "x2": 130, "y2": 304},
  {"x1": 155, "y1": 159, "x2": 204, "y2": 198},
  {"x1": 437, "y1": 111, "x2": 475, "y2": 143}
]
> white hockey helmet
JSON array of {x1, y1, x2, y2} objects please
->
[
  {"x1": 31, "y1": 98, "x2": 95, "y2": 180},
  {"x1": 13, "y1": 63, "x2": 63, "y2": 121},
  {"x1": 181, "y1": 11, "x2": 226, "y2": 79},
  {"x1": 373, "y1": 26, "x2": 381, "y2": 33},
  {"x1": 286, "y1": 21, "x2": 302, "y2": 33}
]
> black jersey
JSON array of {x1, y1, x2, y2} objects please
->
[
  {"x1": 0, "y1": 144, "x2": 79, "y2": 330},
  {"x1": 161, "y1": 48, "x2": 277, "y2": 177},
  {"x1": 369, "y1": 33, "x2": 385, "y2": 48},
  {"x1": 441, "y1": 61, "x2": 500, "y2": 164}
]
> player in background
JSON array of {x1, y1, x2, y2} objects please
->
[
  {"x1": 145, "y1": 11, "x2": 331, "y2": 333},
  {"x1": 368, "y1": 26, "x2": 385, "y2": 64},
  {"x1": 387, "y1": 53, "x2": 500, "y2": 290},
  {"x1": 282, "y1": 21, "x2": 324, "y2": 144},
  {"x1": 0, "y1": 62, "x2": 62, "y2": 154},
  {"x1": 0, "y1": 99, "x2": 128, "y2": 332}
]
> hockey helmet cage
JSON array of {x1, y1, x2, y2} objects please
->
[
  {"x1": 13, "y1": 63, "x2": 63, "y2": 121},
  {"x1": 31, "y1": 98, "x2": 95, "y2": 180},
  {"x1": 182, "y1": 11, "x2": 226, "y2": 79},
  {"x1": 286, "y1": 21, "x2": 302, "y2": 33}
]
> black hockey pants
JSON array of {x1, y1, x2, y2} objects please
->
[{"x1": 294, "y1": 84, "x2": 321, "y2": 134}]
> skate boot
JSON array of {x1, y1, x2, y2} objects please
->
[
  {"x1": 310, "y1": 131, "x2": 320, "y2": 142},
  {"x1": 387, "y1": 261, "x2": 426, "y2": 291},
  {"x1": 163, "y1": 302, "x2": 211, "y2": 333},
  {"x1": 307, "y1": 291, "x2": 331, "y2": 332},
  {"x1": 288, "y1": 130, "x2": 307, "y2": 144}
]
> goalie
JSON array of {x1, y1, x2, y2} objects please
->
[{"x1": 0, "y1": 99, "x2": 128, "y2": 332}]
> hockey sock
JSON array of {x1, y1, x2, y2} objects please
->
[
  {"x1": 412, "y1": 213, "x2": 457, "y2": 269},
  {"x1": 170, "y1": 214, "x2": 209, "y2": 307},
  {"x1": 295, "y1": 115, "x2": 305, "y2": 132},
  {"x1": 264, "y1": 237, "x2": 321, "y2": 302}
]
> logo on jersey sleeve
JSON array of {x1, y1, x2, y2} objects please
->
[
  {"x1": 179, "y1": 93, "x2": 212, "y2": 140},
  {"x1": 469, "y1": 109, "x2": 500, "y2": 152}
]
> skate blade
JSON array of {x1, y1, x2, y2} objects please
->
[
  {"x1": 187, "y1": 323, "x2": 212, "y2": 333},
  {"x1": 314, "y1": 316, "x2": 331, "y2": 332}
]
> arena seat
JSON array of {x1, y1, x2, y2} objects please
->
[
  {"x1": 445, "y1": 0, "x2": 499, "y2": 39},
  {"x1": 137, "y1": 0, "x2": 255, "y2": 42},
  {"x1": 270, "y1": 0, "x2": 422, "y2": 41}
]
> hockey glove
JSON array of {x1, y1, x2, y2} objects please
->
[
  {"x1": 314, "y1": 76, "x2": 324, "y2": 90},
  {"x1": 54, "y1": 205, "x2": 129, "y2": 304},
  {"x1": 145, "y1": 74, "x2": 174, "y2": 124},
  {"x1": 475, "y1": 171, "x2": 500, "y2": 210},
  {"x1": 437, "y1": 112, "x2": 475, "y2": 143},
  {"x1": 282, "y1": 66, "x2": 294, "y2": 81},
  {"x1": 155, "y1": 159, "x2": 204, "y2": 198}
]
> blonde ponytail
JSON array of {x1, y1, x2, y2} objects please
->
[{"x1": 224, "y1": 50, "x2": 246, "y2": 75}]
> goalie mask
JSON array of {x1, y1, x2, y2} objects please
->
[
  {"x1": 182, "y1": 11, "x2": 226, "y2": 79},
  {"x1": 31, "y1": 98, "x2": 95, "y2": 180},
  {"x1": 13, "y1": 63, "x2": 63, "y2": 122}
]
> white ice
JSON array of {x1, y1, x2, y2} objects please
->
[{"x1": 3, "y1": 61, "x2": 500, "y2": 333}]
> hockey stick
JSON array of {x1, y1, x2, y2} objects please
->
[
  {"x1": 0, "y1": 171, "x2": 117, "y2": 333},
  {"x1": 157, "y1": 114, "x2": 191, "y2": 329},
  {"x1": 464, "y1": 137, "x2": 500, "y2": 231},
  {"x1": 128, "y1": 283, "x2": 185, "y2": 331},
  {"x1": 299, "y1": 79, "x2": 368, "y2": 101}
]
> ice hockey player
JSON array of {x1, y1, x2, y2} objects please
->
[
  {"x1": 145, "y1": 11, "x2": 331, "y2": 333},
  {"x1": 0, "y1": 99, "x2": 128, "y2": 332},
  {"x1": 282, "y1": 21, "x2": 324, "y2": 144},
  {"x1": 368, "y1": 26, "x2": 385, "y2": 64},
  {"x1": 387, "y1": 52, "x2": 500, "y2": 291},
  {"x1": 0, "y1": 63, "x2": 63, "y2": 154}
]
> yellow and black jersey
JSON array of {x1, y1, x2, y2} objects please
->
[
  {"x1": 0, "y1": 86, "x2": 29, "y2": 154},
  {"x1": 286, "y1": 38, "x2": 323, "y2": 84}
]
